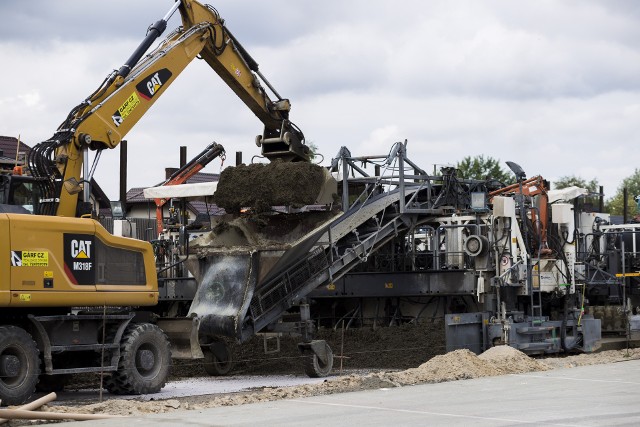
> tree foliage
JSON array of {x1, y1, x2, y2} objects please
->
[
  {"x1": 456, "y1": 155, "x2": 513, "y2": 185},
  {"x1": 553, "y1": 175, "x2": 599, "y2": 192},
  {"x1": 607, "y1": 168, "x2": 640, "y2": 216},
  {"x1": 306, "y1": 140, "x2": 319, "y2": 162}
]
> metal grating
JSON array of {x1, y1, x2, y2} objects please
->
[{"x1": 250, "y1": 247, "x2": 328, "y2": 321}]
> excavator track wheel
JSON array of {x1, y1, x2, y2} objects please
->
[
  {"x1": 105, "y1": 323, "x2": 171, "y2": 395},
  {"x1": 302, "y1": 341, "x2": 333, "y2": 378},
  {"x1": 0, "y1": 326, "x2": 40, "y2": 406}
]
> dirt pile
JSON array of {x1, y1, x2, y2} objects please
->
[
  {"x1": 479, "y1": 345, "x2": 551, "y2": 374},
  {"x1": 214, "y1": 162, "x2": 328, "y2": 213},
  {"x1": 41, "y1": 399, "x2": 183, "y2": 417},
  {"x1": 388, "y1": 349, "x2": 501, "y2": 385}
]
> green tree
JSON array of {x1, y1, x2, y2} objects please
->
[
  {"x1": 607, "y1": 168, "x2": 640, "y2": 216},
  {"x1": 554, "y1": 175, "x2": 601, "y2": 212},
  {"x1": 306, "y1": 140, "x2": 319, "y2": 162},
  {"x1": 456, "y1": 155, "x2": 513, "y2": 184},
  {"x1": 554, "y1": 175, "x2": 599, "y2": 192}
]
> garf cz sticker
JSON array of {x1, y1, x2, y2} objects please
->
[
  {"x1": 11, "y1": 251, "x2": 49, "y2": 267},
  {"x1": 112, "y1": 92, "x2": 141, "y2": 127},
  {"x1": 64, "y1": 234, "x2": 95, "y2": 285}
]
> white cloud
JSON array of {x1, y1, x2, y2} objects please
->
[{"x1": 0, "y1": 0, "x2": 638, "y2": 202}]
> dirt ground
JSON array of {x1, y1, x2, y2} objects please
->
[{"x1": 7, "y1": 322, "x2": 640, "y2": 424}]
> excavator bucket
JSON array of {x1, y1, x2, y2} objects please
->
[
  {"x1": 187, "y1": 252, "x2": 258, "y2": 340},
  {"x1": 213, "y1": 162, "x2": 337, "y2": 213}
]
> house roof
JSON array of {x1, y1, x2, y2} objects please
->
[{"x1": 0, "y1": 136, "x2": 31, "y2": 169}]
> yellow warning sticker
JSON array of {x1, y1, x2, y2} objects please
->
[
  {"x1": 117, "y1": 92, "x2": 140, "y2": 121},
  {"x1": 21, "y1": 252, "x2": 48, "y2": 267},
  {"x1": 19, "y1": 294, "x2": 31, "y2": 302},
  {"x1": 384, "y1": 282, "x2": 394, "y2": 289},
  {"x1": 44, "y1": 271, "x2": 53, "y2": 278}
]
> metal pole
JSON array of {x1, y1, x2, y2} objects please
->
[
  {"x1": 82, "y1": 147, "x2": 90, "y2": 204},
  {"x1": 599, "y1": 185, "x2": 604, "y2": 213},
  {"x1": 119, "y1": 140, "x2": 128, "y2": 209},
  {"x1": 342, "y1": 154, "x2": 349, "y2": 211},
  {"x1": 398, "y1": 144, "x2": 405, "y2": 214}
]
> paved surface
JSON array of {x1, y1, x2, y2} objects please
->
[
  {"x1": 51, "y1": 374, "x2": 326, "y2": 405},
  {"x1": 57, "y1": 359, "x2": 640, "y2": 426}
]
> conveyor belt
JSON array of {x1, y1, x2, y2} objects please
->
[{"x1": 191, "y1": 188, "x2": 417, "y2": 341}]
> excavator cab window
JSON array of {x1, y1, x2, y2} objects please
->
[{"x1": 0, "y1": 175, "x2": 41, "y2": 214}]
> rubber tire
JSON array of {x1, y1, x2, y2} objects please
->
[
  {"x1": 202, "y1": 342, "x2": 233, "y2": 376},
  {"x1": 303, "y1": 342, "x2": 333, "y2": 378},
  {"x1": 105, "y1": 323, "x2": 171, "y2": 395},
  {"x1": 0, "y1": 326, "x2": 40, "y2": 406}
]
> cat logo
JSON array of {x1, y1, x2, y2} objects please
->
[
  {"x1": 64, "y1": 234, "x2": 95, "y2": 285},
  {"x1": 136, "y1": 68, "x2": 173, "y2": 101},
  {"x1": 146, "y1": 73, "x2": 162, "y2": 96},
  {"x1": 71, "y1": 239, "x2": 92, "y2": 259}
]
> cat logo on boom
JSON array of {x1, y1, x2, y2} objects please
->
[{"x1": 136, "y1": 68, "x2": 173, "y2": 101}]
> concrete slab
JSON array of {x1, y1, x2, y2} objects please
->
[{"x1": 53, "y1": 359, "x2": 640, "y2": 426}]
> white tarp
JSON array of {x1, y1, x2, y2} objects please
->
[
  {"x1": 143, "y1": 181, "x2": 217, "y2": 200},
  {"x1": 547, "y1": 186, "x2": 588, "y2": 203}
]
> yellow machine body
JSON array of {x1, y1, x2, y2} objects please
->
[{"x1": 0, "y1": 213, "x2": 158, "y2": 307}]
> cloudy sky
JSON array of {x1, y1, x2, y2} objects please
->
[{"x1": 1, "y1": 0, "x2": 638, "y2": 200}]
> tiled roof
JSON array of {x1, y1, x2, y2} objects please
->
[{"x1": 0, "y1": 136, "x2": 31, "y2": 167}]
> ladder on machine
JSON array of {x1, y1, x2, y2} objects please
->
[
  {"x1": 516, "y1": 256, "x2": 554, "y2": 354},
  {"x1": 530, "y1": 257, "x2": 543, "y2": 326}
]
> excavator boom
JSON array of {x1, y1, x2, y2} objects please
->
[{"x1": 28, "y1": 0, "x2": 309, "y2": 218}]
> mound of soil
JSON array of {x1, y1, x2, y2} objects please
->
[
  {"x1": 479, "y1": 345, "x2": 550, "y2": 374},
  {"x1": 214, "y1": 162, "x2": 327, "y2": 213}
]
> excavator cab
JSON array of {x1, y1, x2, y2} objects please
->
[{"x1": 0, "y1": 174, "x2": 42, "y2": 214}]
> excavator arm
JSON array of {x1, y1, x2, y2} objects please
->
[
  {"x1": 28, "y1": 0, "x2": 309, "y2": 218},
  {"x1": 179, "y1": 1, "x2": 307, "y2": 159}
]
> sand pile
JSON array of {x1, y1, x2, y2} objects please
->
[
  {"x1": 388, "y1": 349, "x2": 501, "y2": 385},
  {"x1": 214, "y1": 162, "x2": 328, "y2": 212},
  {"x1": 479, "y1": 345, "x2": 550, "y2": 374},
  {"x1": 42, "y1": 399, "x2": 184, "y2": 417}
]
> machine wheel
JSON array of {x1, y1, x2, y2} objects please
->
[
  {"x1": 105, "y1": 323, "x2": 171, "y2": 395},
  {"x1": 303, "y1": 342, "x2": 333, "y2": 378},
  {"x1": 202, "y1": 341, "x2": 233, "y2": 376},
  {"x1": 36, "y1": 374, "x2": 71, "y2": 392},
  {"x1": 0, "y1": 326, "x2": 40, "y2": 406}
]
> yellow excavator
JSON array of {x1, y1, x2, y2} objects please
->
[{"x1": 0, "y1": 0, "x2": 314, "y2": 405}]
